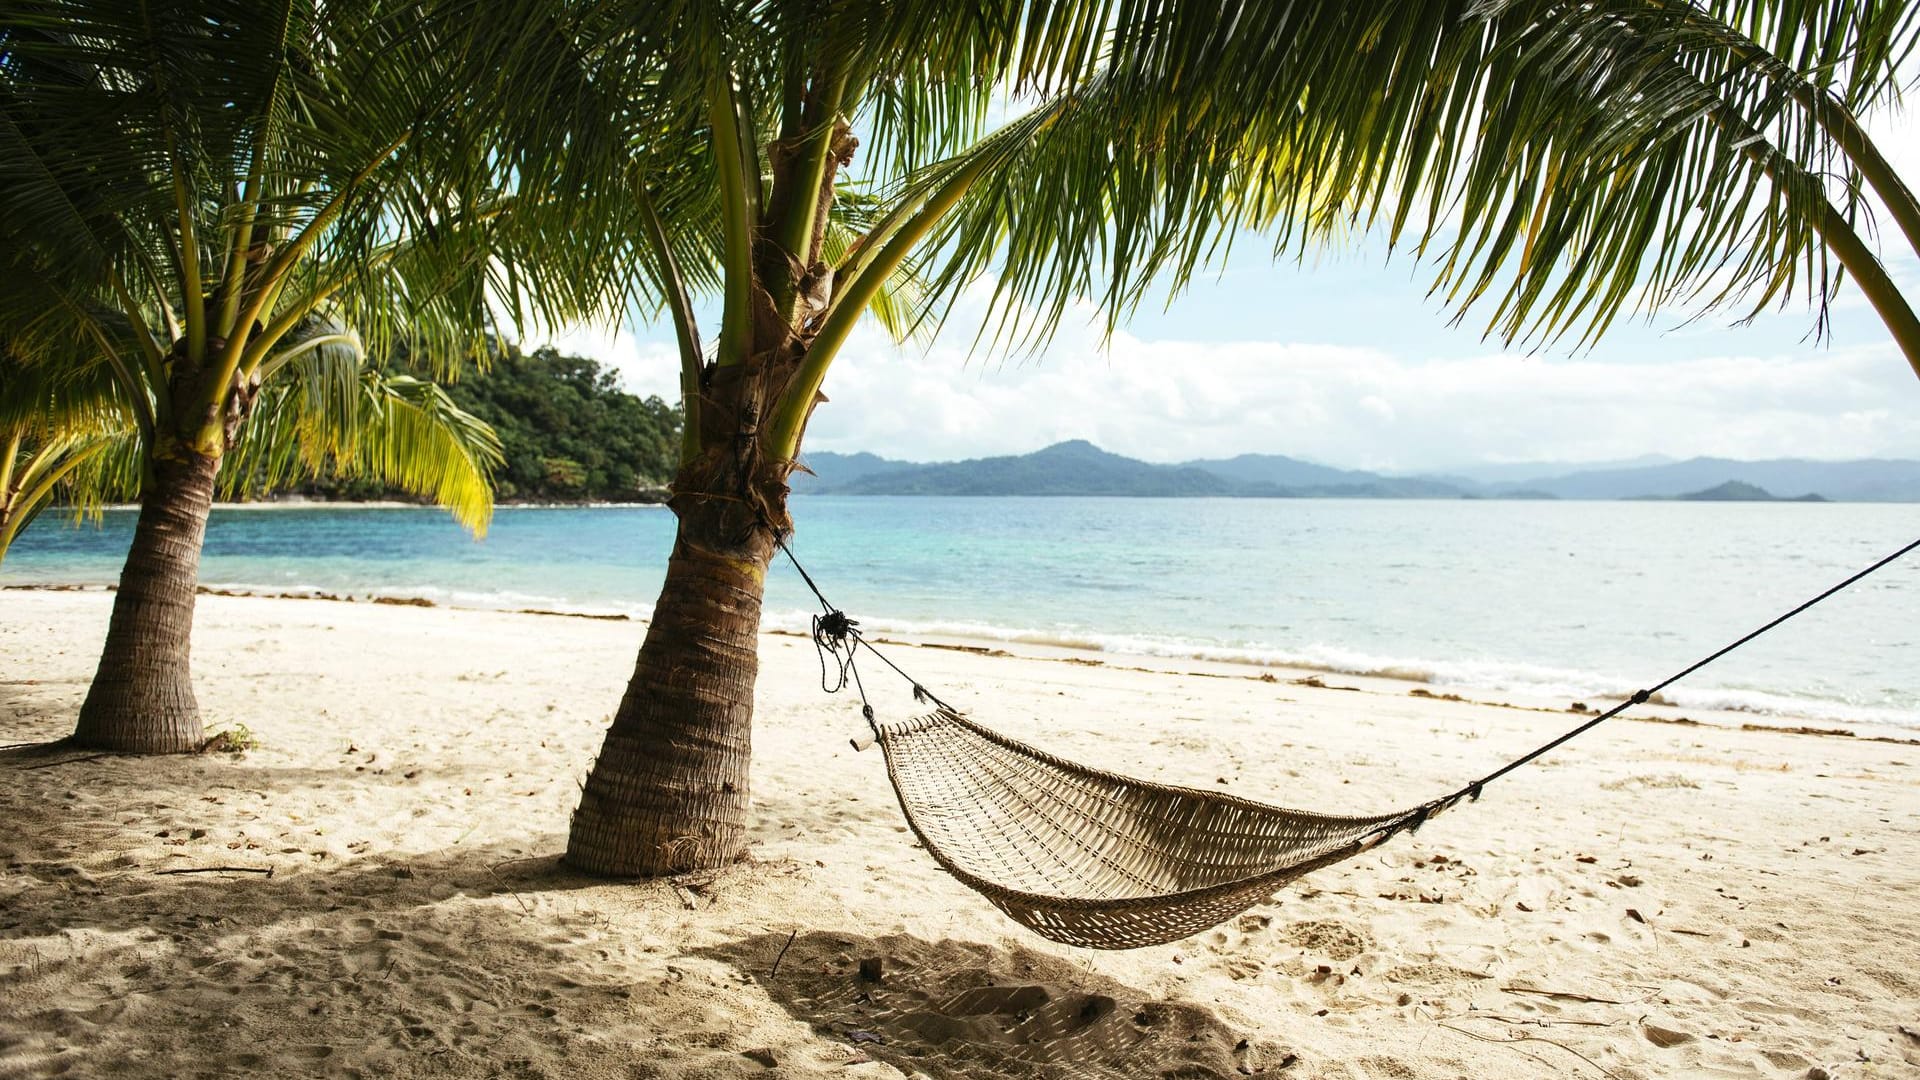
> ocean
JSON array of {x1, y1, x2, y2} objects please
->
[{"x1": 5, "y1": 497, "x2": 1915, "y2": 728}]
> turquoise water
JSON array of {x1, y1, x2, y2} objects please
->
[{"x1": 5, "y1": 498, "x2": 1916, "y2": 727}]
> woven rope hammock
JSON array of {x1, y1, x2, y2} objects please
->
[
  {"x1": 877, "y1": 705, "x2": 1423, "y2": 949},
  {"x1": 782, "y1": 535, "x2": 1918, "y2": 951}
]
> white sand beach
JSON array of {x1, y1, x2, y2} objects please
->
[{"x1": 2, "y1": 588, "x2": 1917, "y2": 1080}]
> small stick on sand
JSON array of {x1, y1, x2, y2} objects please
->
[
  {"x1": 155, "y1": 866, "x2": 275, "y2": 877},
  {"x1": 22, "y1": 753, "x2": 116, "y2": 771},
  {"x1": 768, "y1": 929, "x2": 798, "y2": 980},
  {"x1": 486, "y1": 866, "x2": 533, "y2": 917},
  {"x1": 1440, "y1": 1020, "x2": 1626, "y2": 1080},
  {"x1": 1501, "y1": 985, "x2": 1635, "y2": 1005}
]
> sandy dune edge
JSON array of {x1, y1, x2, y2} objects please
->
[{"x1": 2, "y1": 590, "x2": 1916, "y2": 1080}]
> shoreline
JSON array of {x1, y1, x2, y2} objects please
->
[
  {"x1": 10, "y1": 581, "x2": 1915, "y2": 745},
  {"x1": 4, "y1": 587, "x2": 1917, "y2": 1079}
]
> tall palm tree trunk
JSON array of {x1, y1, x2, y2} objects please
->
[
  {"x1": 565, "y1": 522, "x2": 771, "y2": 876},
  {"x1": 71, "y1": 451, "x2": 218, "y2": 753}
]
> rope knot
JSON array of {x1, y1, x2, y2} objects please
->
[
  {"x1": 815, "y1": 609, "x2": 857, "y2": 647},
  {"x1": 811, "y1": 610, "x2": 861, "y2": 697},
  {"x1": 1631, "y1": 689, "x2": 1651, "y2": 705}
]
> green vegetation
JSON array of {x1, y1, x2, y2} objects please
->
[
  {"x1": 439, "y1": 347, "x2": 681, "y2": 503},
  {"x1": 200, "y1": 724, "x2": 261, "y2": 755},
  {"x1": 283, "y1": 347, "x2": 682, "y2": 504},
  {"x1": 3, "y1": 345, "x2": 503, "y2": 564}
]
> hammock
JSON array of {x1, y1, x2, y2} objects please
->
[
  {"x1": 877, "y1": 705, "x2": 1430, "y2": 949},
  {"x1": 785, "y1": 535, "x2": 1917, "y2": 951}
]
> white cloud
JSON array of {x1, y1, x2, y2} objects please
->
[
  {"x1": 520, "y1": 287, "x2": 1919, "y2": 470},
  {"x1": 796, "y1": 310, "x2": 1920, "y2": 470},
  {"x1": 503, "y1": 315, "x2": 685, "y2": 401}
]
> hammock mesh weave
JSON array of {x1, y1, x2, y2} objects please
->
[{"x1": 878, "y1": 707, "x2": 1416, "y2": 950}]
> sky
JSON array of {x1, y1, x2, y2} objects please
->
[{"x1": 530, "y1": 101, "x2": 1920, "y2": 473}]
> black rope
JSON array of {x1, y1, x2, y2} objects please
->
[
  {"x1": 1378, "y1": 534, "x2": 1920, "y2": 837},
  {"x1": 773, "y1": 528, "x2": 1917, "y2": 815},
  {"x1": 811, "y1": 609, "x2": 860, "y2": 693},
  {"x1": 777, "y1": 535, "x2": 954, "y2": 739}
]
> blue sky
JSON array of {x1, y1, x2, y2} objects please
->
[{"x1": 535, "y1": 109, "x2": 1920, "y2": 471}]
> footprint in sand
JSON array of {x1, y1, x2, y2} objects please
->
[{"x1": 1281, "y1": 919, "x2": 1373, "y2": 961}]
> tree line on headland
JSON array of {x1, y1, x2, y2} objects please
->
[
  {"x1": 288, "y1": 346, "x2": 682, "y2": 505},
  {"x1": 4, "y1": 1, "x2": 1919, "y2": 886}
]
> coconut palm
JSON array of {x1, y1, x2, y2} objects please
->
[
  {"x1": 0, "y1": 0, "x2": 625, "y2": 751},
  {"x1": 536, "y1": 0, "x2": 1920, "y2": 877}
]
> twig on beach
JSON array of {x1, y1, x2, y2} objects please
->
[
  {"x1": 768, "y1": 929, "x2": 799, "y2": 980},
  {"x1": 1475, "y1": 1013, "x2": 1622, "y2": 1029},
  {"x1": 154, "y1": 865, "x2": 275, "y2": 877},
  {"x1": 22, "y1": 753, "x2": 116, "y2": 770},
  {"x1": 1439, "y1": 1020, "x2": 1626, "y2": 1080},
  {"x1": 1501, "y1": 985, "x2": 1637, "y2": 1005},
  {"x1": 486, "y1": 865, "x2": 533, "y2": 917}
]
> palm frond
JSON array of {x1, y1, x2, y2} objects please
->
[
  {"x1": 223, "y1": 363, "x2": 502, "y2": 534},
  {"x1": 339, "y1": 373, "x2": 503, "y2": 534}
]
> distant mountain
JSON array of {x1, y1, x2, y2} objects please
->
[
  {"x1": 1180, "y1": 453, "x2": 1469, "y2": 498},
  {"x1": 831, "y1": 440, "x2": 1234, "y2": 496},
  {"x1": 789, "y1": 451, "x2": 912, "y2": 494},
  {"x1": 1496, "y1": 457, "x2": 1920, "y2": 501},
  {"x1": 1178, "y1": 453, "x2": 1373, "y2": 489},
  {"x1": 1635, "y1": 480, "x2": 1830, "y2": 503},
  {"x1": 790, "y1": 443, "x2": 1916, "y2": 501},
  {"x1": 1430, "y1": 454, "x2": 1676, "y2": 486}
]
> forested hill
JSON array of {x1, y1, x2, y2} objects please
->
[
  {"x1": 297, "y1": 346, "x2": 681, "y2": 504},
  {"x1": 444, "y1": 347, "x2": 680, "y2": 502}
]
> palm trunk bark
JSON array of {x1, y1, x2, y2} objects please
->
[
  {"x1": 71, "y1": 450, "x2": 219, "y2": 753},
  {"x1": 565, "y1": 73, "x2": 856, "y2": 876},
  {"x1": 565, "y1": 525, "x2": 770, "y2": 876}
]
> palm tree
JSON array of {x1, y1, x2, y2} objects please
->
[
  {"x1": 0, "y1": 0, "x2": 623, "y2": 751},
  {"x1": 545, "y1": 0, "x2": 1920, "y2": 877}
]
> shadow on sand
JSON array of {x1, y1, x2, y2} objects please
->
[{"x1": 701, "y1": 930, "x2": 1298, "y2": 1079}]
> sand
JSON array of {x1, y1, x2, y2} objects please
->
[{"x1": 2, "y1": 587, "x2": 1917, "y2": 1080}]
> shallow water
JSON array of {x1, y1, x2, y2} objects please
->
[{"x1": 6, "y1": 497, "x2": 1915, "y2": 727}]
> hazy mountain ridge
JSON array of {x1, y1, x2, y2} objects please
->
[
  {"x1": 812, "y1": 441, "x2": 1235, "y2": 496},
  {"x1": 790, "y1": 442, "x2": 1920, "y2": 501},
  {"x1": 1482, "y1": 457, "x2": 1920, "y2": 501},
  {"x1": 1633, "y1": 480, "x2": 1830, "y2": 503}
]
